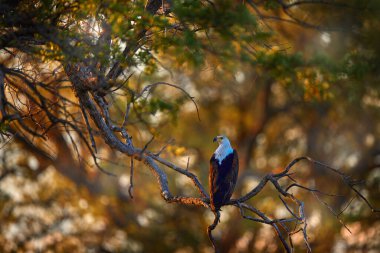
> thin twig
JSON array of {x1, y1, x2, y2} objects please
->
[
  {"x1": 80, "y1": 104, "x2": 97, "y2": 153},
  {"x1": 121, "y1": 101, "x2": 132, "y2": 129},
  {"x1": 136, "y1": 81, "x2": 201, "y2": 121},
  {"x1": 140, "y1": 135, "x2": 155, "y2": 155},
  {"x1": 186, "y1": 157, "x2": 190, "y2": 171},
  {"x1": 129, "y1": 156, "x2": 134, "y2": 199},
  {"x1": 312, "y1": 192, "x2": 352, "y2": 234},
  {"x1": 337, "y1": 196, "x2": 355, "y2": 216},
  {"x1": 154, "y1": 138, "x2": 174, "y2": 156}
]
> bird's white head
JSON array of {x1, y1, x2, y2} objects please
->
[{"x1": 213, "y1": 135, "x2": 233, "y2": 163}]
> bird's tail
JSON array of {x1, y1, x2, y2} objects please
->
[{"x1": 210, "y1": 201, "x2": 222, "y2": 213}]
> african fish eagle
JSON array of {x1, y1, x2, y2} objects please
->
[{"x1": 209, "y1": 135, "x2": 239, "y2": 211}]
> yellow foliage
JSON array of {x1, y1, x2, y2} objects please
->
[
  {"x1": 295, "y1": 68, "x2": 333, "y2": 101},
  {"x1": 167, "y1": 145, "x2": 187, "y2": 156}
]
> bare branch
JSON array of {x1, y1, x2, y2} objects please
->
[
  {"x1": 275, "y1": 156, "x2": 380, "y2": 212},
  {"x1": 278, "y1": 195, "x2": 301, "y2": 221},
  {"x1": 312, "y1": 191, "x2": 352, "y2": 234},
  {"x1": 337, "y1": 196, "x2": 355, "y2": 216},
  {"x1": 280, "y1": 0, "x2": 352, "y2": 9},
  {"x1": 246, "y1": 0, "x2": 348, "y2": 31},
  {"x1": 186, "y1": 156, "x2": 190, "y2": 171},
  {"x1": 207, "y1": 211, "x2": 220, "y2": 253},
  {"x1": 154, "y1": 138, "x2": 174, "y2": 156},
  {"x1": 286, "y1": 183, "x2": 342, "y2": 197},
  {"x1": 129, "y1": 156, "x2": 135, "y2": 199},
  {"x1": 140, "y1": 135, "x2": 155, "y2": 155},
  {"x1": 147, "y1": 151, "x2": 208, "y2": 198},
  {"x1": 80, "y1": 104, "x2": 97, "y2": 153},
  {"x1": 136, "y1": 81, "x2": 201, "y2": 121},
  {"x1": 121, "y1": 100, "x2": 132, "y2": 129}
]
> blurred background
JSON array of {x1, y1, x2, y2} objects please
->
[{"x1": 0, "y1": 0, "x2": 380, "y2": 252}]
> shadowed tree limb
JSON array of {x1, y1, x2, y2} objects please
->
[{"x1": 207, "y1": 211, "x2": 221, "y2": 253}]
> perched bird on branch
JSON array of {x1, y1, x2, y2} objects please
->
[{"x1": 209, "y1": 135, "x2": 239, "y2": 211}]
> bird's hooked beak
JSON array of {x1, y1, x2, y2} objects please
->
[{"x1": 213, "y1": 136, "x2": 218, "y2": 143}]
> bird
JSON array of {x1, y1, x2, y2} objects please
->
[{"x1": 209, "y1": 135, "x2": 239, "y2": 212}]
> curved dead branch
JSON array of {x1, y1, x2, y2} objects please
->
[{"x1": 136, "y1": 81, "x2": 201, "y2": 121}]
